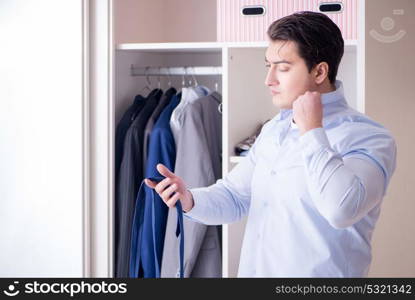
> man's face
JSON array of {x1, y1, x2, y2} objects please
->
[{"x1": 265, "y1": 40, "x2": 316, "y2": 109}]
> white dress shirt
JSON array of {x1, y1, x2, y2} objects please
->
[{"x1": 184, "y1": 80, "x2": 397, "y2": 277}]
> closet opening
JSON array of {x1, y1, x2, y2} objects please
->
[{"x1": 113, "y1": 45, "x2": 224, "y2": 278}]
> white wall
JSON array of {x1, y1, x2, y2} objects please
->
[
  {"x1": 0, "y1": 0, "x2": 85, "y2": 276},
  {"x1": 366, "y1": 0, "x2": 415, "y2": 277}
]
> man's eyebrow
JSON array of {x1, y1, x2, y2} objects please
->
[{"x1": 265, "y1": 57, "x2": 292, "y2": 64}]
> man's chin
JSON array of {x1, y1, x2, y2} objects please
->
[{"x1": 272, "y1": 96, "x2": 292, "y2": 110}]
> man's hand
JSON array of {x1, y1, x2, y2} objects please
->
[
  {"x1": 292, "y1": 91, "x2": 323, "y2": 135},
  {"x1": 144, "y1": 164, "x2": 194, "y2": 212}
]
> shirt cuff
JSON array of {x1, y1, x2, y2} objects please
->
[
  {"x1": 299, "y1": 127, "x2": 331, "y2": 156},
  {"x1": 182, "y1": 187, "x2": 209, "y2": 223}
]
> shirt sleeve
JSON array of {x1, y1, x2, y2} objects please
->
[
  {"x1": 299, "y1": 127, "x2": 389, "y2": 229},
  {"x1": 183, "y1": 128, "x2": 264, "y2": 225}
]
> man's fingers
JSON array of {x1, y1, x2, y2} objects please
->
[
  {"x1": 154, "y1": 177, "x2": 173, "y2": 194},
  {"x1": 165, "y1": 192, "x2": 181, "y2": 208},
  {"x1": 157, "y1": 163, "x2": 175, "y2": 178},
  {"x1": 145, "y1": 164, "x2": 181, "y2": 203},
  {"x1": 144, "y1": 178, "x2": 157, "y2": 189},
  {"x1": 161, "y1": 183, "x2": 178, "y2": 200}
]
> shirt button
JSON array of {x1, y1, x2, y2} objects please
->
[
  {"x1": 270, "y1": 170, "x2": 276, "y2": 175},
  {"x1": 263, "y1": 202, "x2": 268, "y2": 207}
]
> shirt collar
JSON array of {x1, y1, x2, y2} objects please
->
[
  {"x1": 276, "y1": 80, "x2": 346, "y2": 122},
  {"x1": 181, "y1": 85, "x2": 210, "y2": 104}
]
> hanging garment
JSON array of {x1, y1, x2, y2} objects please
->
[
  {"x1": 162, "y1": 91, "x2": 222, "y2": 277},
  {"x1": 115, "y1": 94, "x2": 147, "y2": 179},
  {"x1": 169, "y1": 86, "x2": 210, "y2": 133},
  {"x1": 142, "y1": 87, "x2": 177, "y2": 173},
  {"x1": 114, "y1": 93, "x2": 148, "y2": 275},
  {"x1": 129, "y1": 176, "x2": 184, "y2": 278},
  {"x1": 129, "y1": 93, "x2": 181, "y2": 278},
  {"x1": 115, "y1": 88, "x2": 163, "y2": 277}
]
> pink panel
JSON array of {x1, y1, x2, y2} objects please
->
[{"x1": 217, "y1": 0, "x2": 358, "y2": 42}]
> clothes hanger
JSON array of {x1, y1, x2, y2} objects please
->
[
  {"x1": 157, "y1": 66, "x2": 162, "y2": 90},
  {"x1": 181, "y1": 68, "x2": 186, "y2": 88},
  {"x1": 214, "y1": 67, "x2": 219, "y2": 92},
  {"x1": 214, "y1": 66, "x2": 222, "y2": 114},
  {"x1": 166, "y1": 67, "x2": 172, "y2": 88},
  {"x1": 138, "y1": 66, "x2": 152, "y2": 95},
  {"x1": 190, "y1": 66, "x2": 198, "y2": 87},
  {"x1": 131, "y1": 67, "x2": 152, "y2": 121},
  {"x1": 185, "y1": 66, "x2": 193, "y2": 87}
]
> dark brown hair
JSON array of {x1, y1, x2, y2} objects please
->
[{"x1": 267, "y1": 11, "x2": 344, "y2": 84}]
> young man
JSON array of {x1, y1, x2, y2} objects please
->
[{"x1": 145, "y1": 12, "x2": 397, "y2": 277}]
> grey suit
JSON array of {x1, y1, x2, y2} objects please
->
[{"x1": 161, "y1": 91, "x2": 222, "y2": 277}]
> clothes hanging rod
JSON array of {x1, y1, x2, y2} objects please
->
[{"x1": 130, "y1": 65, "x2": 222, "y2": 76}]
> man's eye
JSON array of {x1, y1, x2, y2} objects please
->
[
  {"x1": 278, "y1": 68, "x2": 289, "y2": 72},
  {"x1": 265, "y1": 64, "x2": 271, "y2": 68}
]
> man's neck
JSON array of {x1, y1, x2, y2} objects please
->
[{"x1": 316, "y1": 81, "x2": 336, "y2": 94}]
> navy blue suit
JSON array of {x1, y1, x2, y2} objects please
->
[{"x1": 129, "y1": 93, "x2": 184, "y2": 278}]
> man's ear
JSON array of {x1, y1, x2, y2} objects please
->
[{"x1": 313, "y1": 62, "x2": 329, "y2": 85}]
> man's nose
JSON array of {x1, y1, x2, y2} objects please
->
[{"x1": 265, "y1": 67, "x2": 278, "y2": 87}]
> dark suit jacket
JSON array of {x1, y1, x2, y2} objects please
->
[
  {"x1": 115, "y1": 94, "x2": 147, "y2": 179},
  {"x1": 114, "y1": 93, "x2": 147, "y2": 277},
  {"x1": 115, "y1": 88, "x2": 163, "y2": 277}
]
